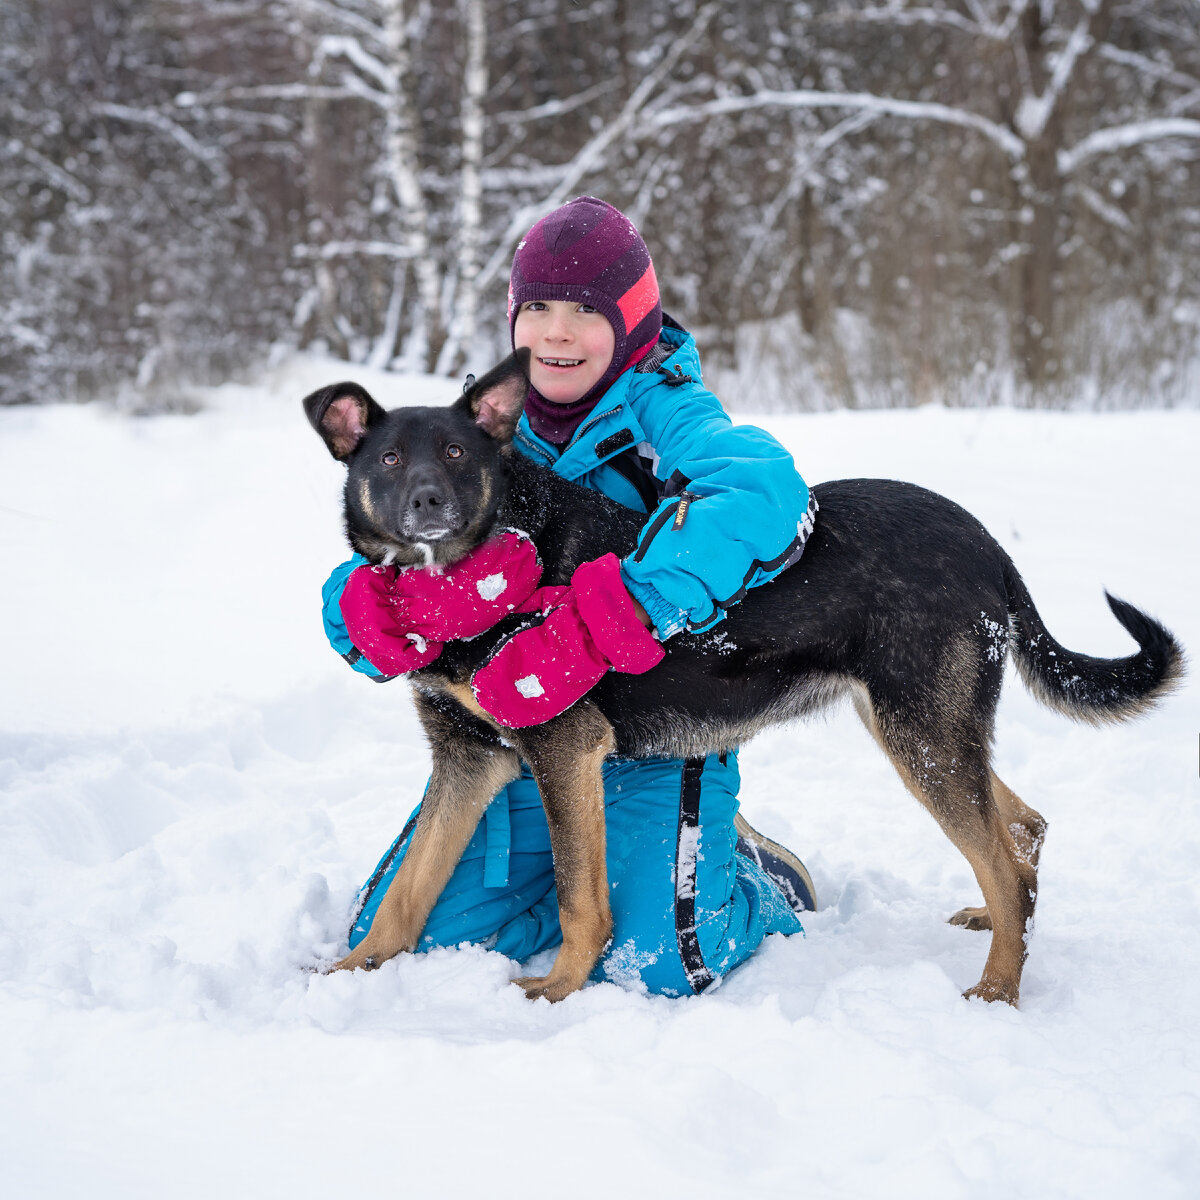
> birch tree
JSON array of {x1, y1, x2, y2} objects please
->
[
  {"x1": 645, "y1": 0, "x2": 1200, "y2": 389},
  {"x1": 436, "y1": 0, "x2": 489, "y2": 375}
]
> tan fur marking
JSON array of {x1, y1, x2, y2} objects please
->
[
  {"x1": 440, "y1": 680, "x2": 493, "y2": 723},
  {"x1": 851, "y1": 685, "x2": 1035, "y2": 1005},
  {"x1": 478, "y1": 470, "x2": 493, "y2": 521},
  {"x1": 514, "y1": 712, "x2": 617, "y2": 1001},
  {"x1": 331, "y1": 743, "x2": 519, "y2": 974},
  {"x1": 357, "y1": 476, "x2": 379, "y2": 526},
  {"x1": 949, "y1": 772, "x2": 1047, "y2": 932}
]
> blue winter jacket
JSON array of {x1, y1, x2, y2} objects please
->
[{"x1": 322, "y1": 320, "x2": 815, "y2": 673}]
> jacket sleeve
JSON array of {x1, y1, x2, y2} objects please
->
[
  {"x1": 322, "y1": 555, "x2": 400, "y2": 681},
  {"x1": 619, "y1": 380, "x2": 814, "y2": 638}
]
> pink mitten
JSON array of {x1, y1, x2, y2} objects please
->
[
  {"x1": 471, "y1": 554, "x2": 664, "y2": 728},
  {"x1": 393, "y1": 530, "x2": 543, "y2": 640},
  {"x1": 339, "y1": 565, "x2": 445, "y2": 675},
  {"x1": 339, "y1": 531, "x2": 543, "y2": 676}
]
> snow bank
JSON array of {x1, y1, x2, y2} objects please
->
[{"x1": 1, "y1": 367, "x2": 1197, "y2": 1198}]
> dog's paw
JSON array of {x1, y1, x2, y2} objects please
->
[
  {"x1": 949, "y1": 905, "x2": 992, "y2": 931},
  {"x1": 512, "y1": 974, "x2": 579, "y2": 1003},
  {"x1": 328, "y1": 947, "x2": 383, "y2": 974},
  {"x1": 963, "y1": 977, "x2": 1019, "y2": 1006}
]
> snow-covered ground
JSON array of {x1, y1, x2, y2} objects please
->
[{"x1": 2, "y1": 360, "x2": 1197, "y2": 1199}]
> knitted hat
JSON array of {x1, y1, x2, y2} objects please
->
[{"x1": 509, "y1": 196, "x2": 663, "y2": 402}]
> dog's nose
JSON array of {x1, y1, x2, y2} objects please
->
[{"x1": 409, "y1": 486, "x2": 443, "y2": 513}]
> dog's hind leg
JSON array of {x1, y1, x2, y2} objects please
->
[
  {"x1": 332, "y1": 732, "x2": 520, "y2": 974},
  {"x1": 853, "y1": 689, "x2": 1037, "y2": 1005},
  {"x1": 509, "y1": 702, "x2": 617, "y2": 1002},
  {"x1": 949, "y1": 770, "x2": 1047, "y2": 932}
]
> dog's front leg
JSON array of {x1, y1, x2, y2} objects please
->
[
  {"x1": 332, "y1": 736, "x2": 520, "y2": 974},
  {"x1": 511, "y1": 703, "x2": 616, "y2": 1002}
]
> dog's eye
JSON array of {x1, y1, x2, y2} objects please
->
[
  {"x1": 382, "y1": 451, "x2": 401, "y2": 466},
  {"x1": 445, "y1": 444, "x2": 464, "y2": 460}
]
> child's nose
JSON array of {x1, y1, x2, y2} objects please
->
[{"x1": 546, "y1": 311, "x2": 573, "y2": 339}]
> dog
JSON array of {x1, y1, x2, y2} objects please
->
[{"x1": 303, "y1": 349, "x2": 1183, "y2": 1006}]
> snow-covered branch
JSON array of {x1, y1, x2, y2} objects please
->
[
  {"x1": 492, "y1": 80, "x2": 621, "y2": 127},
  {"x1": 503, "y1": 1, "x2": 611, "y2": 40},
  {"x1": 293, "y1": 240, "x2": 417, "y2": 261},
  {"x1": 648, "y1": 89, "x2": 1027, "y2": 162},
  {"x1": 316, "y1": 35, "x2": 393, "y2": 92},
  {"x1": 19, "y1": 145, "x2": 92, "y2": 202},
  {"x1": 824, "y1": 1, "x2": 1026, "y2": 43},
  {"x1": 333, "y1": 70, "x2": 390, "y2": 109},
  {"x1": 1167, "y1": 89, "x2": 1200, "y2": 119},
  {"x1": 287, "y1": 0, "x2": 385, "y2": 47},
  {"x1": 92, "y1": 102, "x2": 229, "y2": 182},
  {"x1": 820, "y1": 5, "x2": 986, "y2": 38},
  {"x1": 1097, "y1": 43, "x2": 1200, "y2": 94},
  {"x1": 1059, "y1": 117, "x2": 1200, "y2": 174},
  {"x1": 1075, "y1": 184, "x2": 1134, "y2": 234},
  {"x1": 1014, "y1": 10, "x2": 1100, "y2": 142},
  {"x1": 174, "y1": 83, "x2": 356, "y2": 106}
]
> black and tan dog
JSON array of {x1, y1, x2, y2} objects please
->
[{"x1": 304, "y1": 350, "x2": 1182, "y2": 1006}]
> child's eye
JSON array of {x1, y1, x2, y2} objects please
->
[
  {"x1": 523, "y1": 301, "x2": 548, "y2": 312},
  {"x1": 577, "y1": 303, "x2": 598, "y2": 313}
]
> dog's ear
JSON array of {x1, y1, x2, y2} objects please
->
[
  {"x1": 303, "y1": 382, "x2": 386, "y2": 461},
  {"x1": 456, "y1": 349, "x2": 530, "y2": 444}
]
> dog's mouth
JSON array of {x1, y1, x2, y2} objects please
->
[
  {"x1": 369, "y1": 527, "x2": 478, "y2": 569},
  {"x1": 400, "y1": 509, "x2": 460, "y2": 544}
]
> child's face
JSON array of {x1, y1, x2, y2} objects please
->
[{"x1": 514, "y1": 300, "x2": 615, "y2": 404}]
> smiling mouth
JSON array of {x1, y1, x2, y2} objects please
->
[{"x1": 539, "y1": 357, "x2": 584, "y2": 367}]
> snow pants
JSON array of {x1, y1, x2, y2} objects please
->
[{"x1": 347, "y1": 751, "x2": 803, "y2": 996}]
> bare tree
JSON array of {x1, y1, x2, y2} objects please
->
[
  {"x1": 643, "y1": 0, "x2": 1200, "y2": 390},
  {"x1": 3, "y1": 0, "x2": 1197, "y2": 408}
]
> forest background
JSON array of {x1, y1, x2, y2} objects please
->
[{"x1": 4, "y1": 0, "x2": 1199, "y2": 412}]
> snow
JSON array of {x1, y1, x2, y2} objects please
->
[
  {"x1": 1059, "y1": 117, "x2": 1200, "y2": 175},
  {"x1": 476, "y1": 571, "x2": 508, "y2": 601},
  {"x1": 1, "y1": 358, "x2": 1198, "y2": 1198},
  {"x1": 514, "y1": 674, "x2": 545, "y2": 699}
]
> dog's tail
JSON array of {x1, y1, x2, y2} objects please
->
[{"x1": 1003, "y1": 558, "x2": 1185, "y2": 725}]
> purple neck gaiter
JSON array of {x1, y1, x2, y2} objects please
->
[{"x1": 523, "y1": 388, "x2": 598, "y2": 446}]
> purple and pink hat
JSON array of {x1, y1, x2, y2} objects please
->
[{"x1": 509, "y1": 196, "x2": 663, "y2": 402}]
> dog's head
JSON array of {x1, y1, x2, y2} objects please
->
[{"x1": 304, "y1": 350, "x2": 530, "y2": 568}]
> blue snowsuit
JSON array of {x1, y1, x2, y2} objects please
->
[{"x1": 323, "y1": 320, "x2": 816, "y2": 995}]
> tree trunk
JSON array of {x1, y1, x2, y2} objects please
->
[
  {"x1": 299, "y1": 50, "x2": 349, "y2": 361},
  {"x1": 795, "y1": 182, "x2": 819, "y2": 338},
  {"x1": 1010, "y1": 0, "x2": 1116, "y2": 390},
  {"x1": 438, "y1": 0, "x2": 487, "y2": 375},
  {"x1": 381, "y1": 0, "x2": 444, "y2": 371},
  {"x1": 1016, "y1": 137, "x2": 1061, "y2": 386}
]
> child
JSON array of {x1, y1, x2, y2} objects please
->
[{"x1": 322, "y1": 196, "x2": 818, "y2": 996}]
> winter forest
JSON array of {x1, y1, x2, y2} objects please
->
[{"x1": 4, "y1": 0, "x2": 1200, "y2": 411}]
